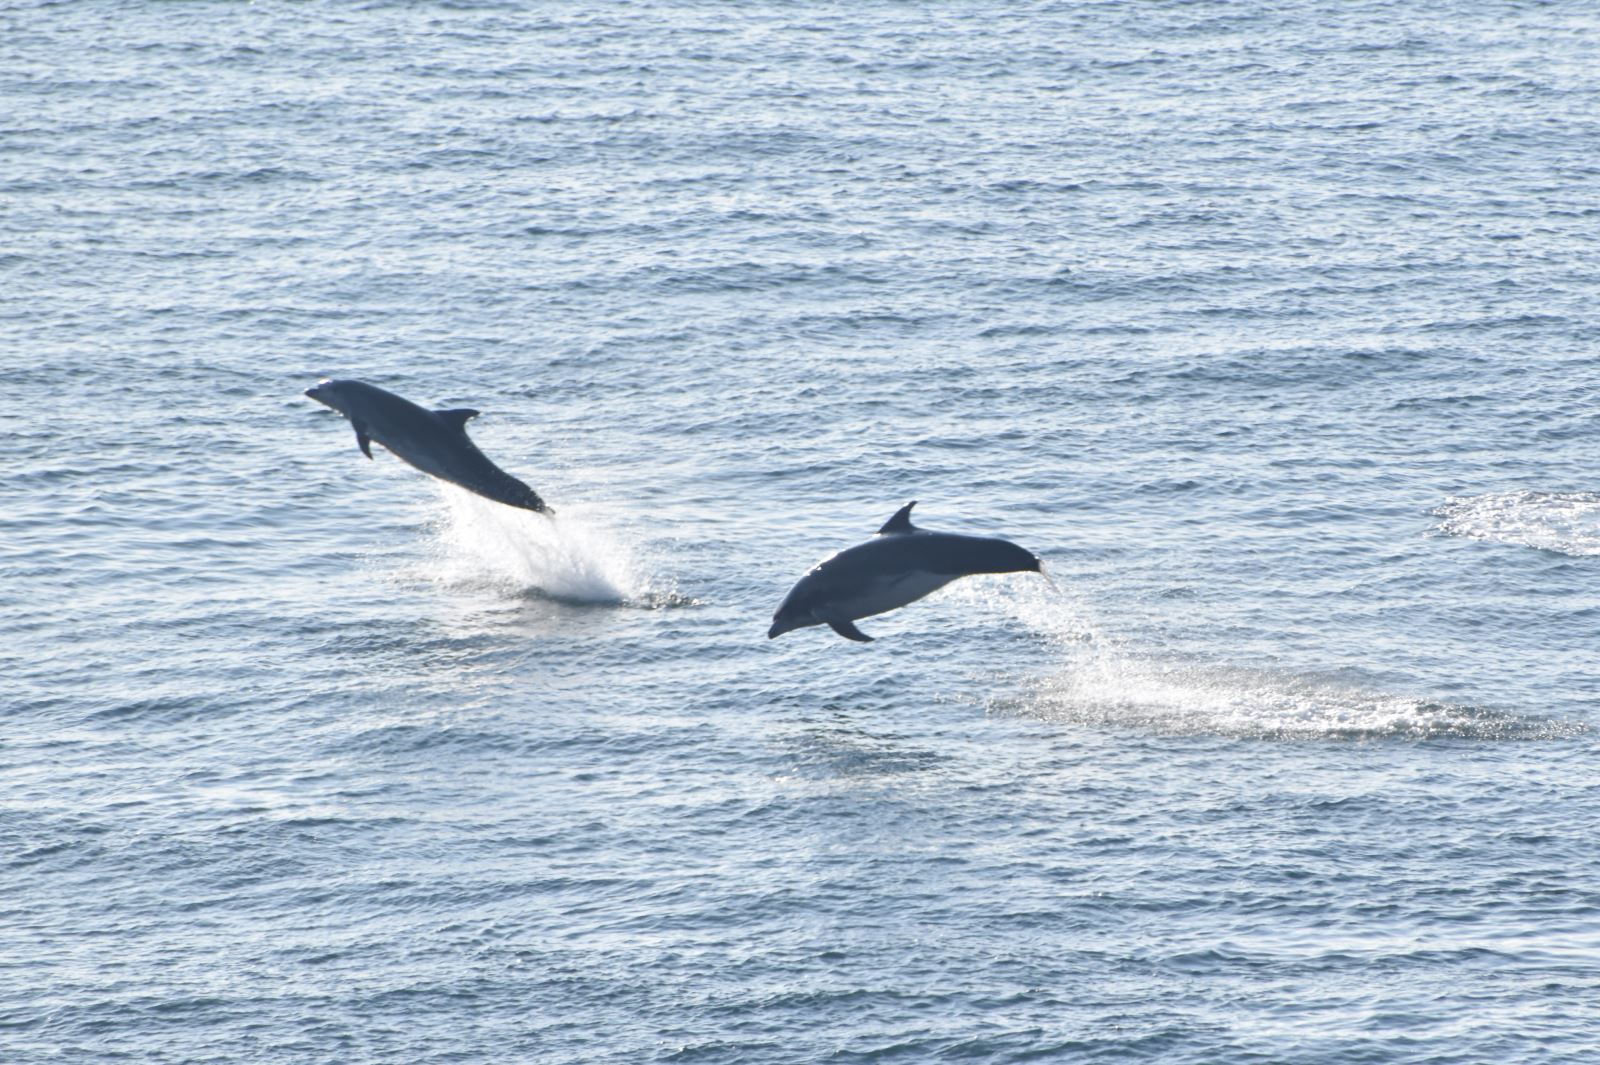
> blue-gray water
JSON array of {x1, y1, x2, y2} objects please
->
[{"x1": 5, "y1": 2, "x2": 1600, "y2": 1062}]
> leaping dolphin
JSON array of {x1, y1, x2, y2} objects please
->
[
  {"x1": 768, "y1": 502, "x2": 1043, "y2": 642},
  {"x1": 304, "y1": 378, "x2": 552, "y2": 514}
]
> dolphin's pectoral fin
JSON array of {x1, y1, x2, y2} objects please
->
[
  {"x1": 352, "y1": 421, "x2": 373, "y2": 459},
  {"x1": 434, "y1": 408, "x2": 480, "y2": 431},
  {"x1": 823, "y1": 616, "x2": 875, "y2": 643},
  {"x1": 878, "y1": 501, "x2": 918, "y2": 536}
]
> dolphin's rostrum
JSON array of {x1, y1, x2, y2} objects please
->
[
  {"x1": 304, "y1": 378, "x2": 552, "y2": 514},
  {"x1": 768, "y1": 502, "x2": 1042, "y2": 642}
]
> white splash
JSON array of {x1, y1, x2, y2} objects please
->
[
  {"x1": 424, "y1": 485, "x2": 656, "y2": 604},
  {"x1": 1434, "y1": 490, "x2": 1600, "y2": 557}
]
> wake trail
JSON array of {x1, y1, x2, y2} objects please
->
[{"x1": 986, "y1": 577, "x2": 1579, "y2": 741}]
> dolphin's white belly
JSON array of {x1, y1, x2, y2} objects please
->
[{"x1": 828, "y1": 569, "x2": 957, "y2": 621}]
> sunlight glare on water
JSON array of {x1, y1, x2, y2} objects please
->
[{"x1": 1434, "y1": 490, "x2": 1600, "y2": 557}]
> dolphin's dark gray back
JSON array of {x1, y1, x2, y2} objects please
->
[
  {"x1": 885, "y1": 531, "x2": 1040, "y2": 576},
  {"x1": 870, "y1": 501, "x2": 1038, "y2": 575},
  {"x1": 306, "y1": 378, "x2": 551, "y2": 514}
]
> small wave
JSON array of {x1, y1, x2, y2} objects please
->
[
  {"x1": 423, "y1": 487, "x2": 676, "y2": 607},
  {"x1": 1433, "y1": 490, "x2": 1600, "y2": 557}
]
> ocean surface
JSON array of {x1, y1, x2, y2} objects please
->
[{"x1": 5, "y1": 2, "x2": 1600, "y2": 1061}]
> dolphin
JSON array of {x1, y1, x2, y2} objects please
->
[
  {"x1": 768, "y1": 501, "x2": 1043, "y2": 642},
  {"x1": 304, "y1": 378, "x2": 552, "y2": 514}
]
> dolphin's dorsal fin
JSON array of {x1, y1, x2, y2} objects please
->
[
  {"x1": 353, "y1": 420, "x2": 373, "y2": 459},
  {"x1": 877, "y1": 501, "x2": 918, "y2": 535},
  {"x1": 434, "y1": 408, "x2": 480, "y2": 431}
]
